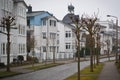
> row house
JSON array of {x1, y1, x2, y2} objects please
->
[
  {"x1": 57, "y1": 21, "x2": 75, "y2": 59},
  {"x1": 27, "y1": 5, "x2": 59, "y2": 62},
  {"x1": 0, "y1": 0, "x2": 27, "y2": 64},
  {"x1": 27, "y1": 5, "x2": 78, "y2": 61},
  {"x1": 98, "y1": 20, "x2": 115, "y2": 55},
  {"x1": 27, "y1": 4, "x2": 116, "y2": 62}
]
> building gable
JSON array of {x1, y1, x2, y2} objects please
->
[{"x1": 28, "y1": 12, "x2": 52, "y2": 26}]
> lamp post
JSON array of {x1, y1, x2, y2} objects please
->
[{"x1": 107, "y1": 15, "x2": 118, "y2": 63}]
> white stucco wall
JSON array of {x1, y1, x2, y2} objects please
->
[{"x1": 0, "y1": 0, "x2": 27, "y2": 64}]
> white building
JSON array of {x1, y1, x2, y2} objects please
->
[
  {"x1": 27, "y1": 6, "x2": 59, "y2": 61},
  {"x1": 0, "y1": 0, "x2": 27, "y2": 64},
  {"x1": 27, "y1": 5, "x2": 78, "y2": 61},
  {"x1": 98, "y1": 20, "x2": 114, "y2": 55},
  {"x1": 57, "y1": 21, "x2": 75, "y2": 59}
]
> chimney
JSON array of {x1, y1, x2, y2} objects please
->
[{"x1": 28, "y1": 4, "x2": 32, "y2": 13}]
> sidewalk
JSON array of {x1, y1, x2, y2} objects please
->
[
  {"x1": 0, "y1": 59, "x2": 75, "y2": 74},
  {"x1": 98, "y1": 61, "x2": 120, "y2": 80}
]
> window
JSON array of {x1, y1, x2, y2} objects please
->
[
  {"x1": 22, "y1": 26, "x2": 25, "y2": 35},
  {"x1": 42, "y1": 19, "x2": 46, "y2": 26},
  {"x1": 51, "y1": 46, "x2": 55, "y2": 52},
  {"x1": 2, "y1": 0, "x2": 13, "y2": 12},
  {"x1": 50, "y1": 20, "x2": 52, "y2": 26},
  {"x1": 50, "y1": 20, "x2": 56, "y2": 27},
  {"x1": 50, "y1": 33, "x2": 56, "y2": 39},
  {"x1": 1, "y1": 44, "x2": 2, "y2": 54},
  {"x1": 19, "y1": 44, "x2": 20, "y2": 53},
  {"x1": 57, "y1": 46, "x2": 59, "y2": 53},
  {"x1": 18, "y1": 24, "x2": 20, "y2": 34},
  {"x1": 18, "y1": 44, "x2": 25, "y2": 54},
  {"x1": 18, "y1": 24, "x2": 26, "y2": 35},
  {"x1": 54, "y1": 21, "x2": 56, "y2": 26},
  {"x1": 42, "y1": 32, "x2": 46, "y2": 39},
  {"x1": 66, "y1": 43, "x2": 71, "y2": 49},
  {"x1": 43, "y1": 46, "x2": 46, "y2": 52},
  {"x1": 66, "y1": 32, "x2": 68, "y2": 37},
  {"x1": 23, "y1": 44, "x2": 25, "y2": 53},
  {"x1": 3, "y1": 43, "x2": 5, "y2": 54},
  {"x1": 65, "y1": 31, "x2": 71, "y2": 38},
  {"x1": 50, "y1": 46, "x2": 53, "y2": 52}
]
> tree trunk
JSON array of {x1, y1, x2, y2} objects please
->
[
  {"x1": 77, "y1": 39, "x2": 80, "y2": 80},
  {"x1": 90, "y1": 47, "x2": 93, "y2": 72},
  {"x1": 93, "y1": 53, "x2": 96, "y2": 68},
  {"x1": 90, "y1": 35, "x2": 93, "y2": 72},
  {"x1": 107, "y1": 48, "x2": 110, "y2": 61},
  {"x1": 96, "y1": 48, "x2": 99, "y2": 65},
  {"x1": 96, "y1": 41, "x2": 100, "y2": 65},
  {"x1": 53, "y1": 46, "x2": 55, "y2": 64},
  {"x1": 7, "y1": 30, "x2": 10, "y2": 72}
]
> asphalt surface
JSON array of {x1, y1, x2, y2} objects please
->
[
  {"x1": 0, "y1": 61, "x2": 90, "y2": 80},
  {"x1": 0, "y1": 57, "x2": 115, "y2": 80}
]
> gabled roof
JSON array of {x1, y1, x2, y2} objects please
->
[
  {"x1": 27, "y1": 11, "x2": 46, "y2": 17},
  {"x1": 58, "y1": 20, "x2": 75, "y2": 29},
  {"x1": 41, "y1": 15, "x2": 59, "y2": 21},
  {"x1": 62, "y1": 13, "x2": 74, "y2": 24},
  {"x1": 27, "y1": 11, "x2": 53, "y2": 17}
]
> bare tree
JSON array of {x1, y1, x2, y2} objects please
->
[
  {"x1": 71, "y1": 15, "x2": 84, "y2": 80},
  {"x1": 105, "y1": 39, "x2": 110, "y2": 61},
  {"x1": 27, "y1": 27, "x2": 36, "y2": 67},
  {"x1": 96, "y1": 33, "x2": 101, "y2": 65},
  {"x1": 0, "y1": 16, "x2": 16, "y2": 72},
  {"x1": 30, "y1": 35, "x2": 35, "y2": 67},
  {"x1": 82, "y1": 14, "x2": 99, "y2": 72},
  {"x1": 52, "y1": 36, "x2": 56, "y2": 64}
]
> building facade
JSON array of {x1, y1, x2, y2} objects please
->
[
  {"x1": 98, "y1": 20, "x2": 114, "y2": 55},
  {"x1": 0, "y1": 0, "x2": 27, "y2": 64},
  {"x1": 57, "y1": 21, "x2": 75, "y2": 59},
  {"x1": 27, "y1": 6, "x2": 59, "y2": 62}
]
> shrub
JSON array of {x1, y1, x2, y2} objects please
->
[
  {"x1": 17, "y1": 55, "x2": 24, "y2": 64},
  {"x1": 0, "y1": 63, "x2": 5, "y2": 68}
]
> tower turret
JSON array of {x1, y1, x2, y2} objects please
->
[{"x1": 68, "y1": 4, "x2": 74, "y2": 14}]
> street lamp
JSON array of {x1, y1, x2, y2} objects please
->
[{"x1": 107, "y1": 15, "x2": 118, "y2": 63}]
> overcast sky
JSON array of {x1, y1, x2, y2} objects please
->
[{"x1": 25, "y1": 0, "x2": 120, "y2": 25}]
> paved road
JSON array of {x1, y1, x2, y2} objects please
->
[{"x1": 1, "y1": 57, "x2": 115, "y2": 80}]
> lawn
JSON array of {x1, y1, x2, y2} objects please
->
[
  {"x1": 65, "y1": 63, "x2": 104, "y2": 80},
  {"x1": 115, "y1": 62, "x2": 120, "y2": 73},
  {"x1": 0, "y1": 71, "x2": 20, "y2": 78},
  {"x1": 27, "y1": 63, "x2": 63, "y2": 70}
]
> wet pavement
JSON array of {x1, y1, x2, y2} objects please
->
[
  {"x1": 98, "y1": 61, "x2": 120, "y2": 80},
  {"x1": 0, "y1": 57, "x2": 115, "y2": 80}
]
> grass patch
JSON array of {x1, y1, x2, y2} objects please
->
[
  {"x1": 0, "y1": 71, "x2": 20, "y2": 78},
  {"x1": 81, "y1": 63, "x2": 104, "y2": 74},
  {"x1": 65, "y1": 75, "x2": 97, "y2": 80},
  {"x1": 27, "y1": 63, "x2": 63, "y2": 70},
  {"x1": 115, "y1": 62, "x2": 120, "y2": 73},
  {"x1": 65, "y1": 63, "x2": 104, "y2": 80}
]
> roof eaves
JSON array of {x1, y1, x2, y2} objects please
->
[{"x1": 14, "y1": 0, "x2": 28, "y2": 8}]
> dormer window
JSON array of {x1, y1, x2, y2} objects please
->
[
  {"x1": 50, "y1": 20, "x2": 56, "y2": 27},
  {"x1": 42, "y1": 19, "x2": 46, "y2": 26}
]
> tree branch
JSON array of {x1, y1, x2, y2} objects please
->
[{"x1": 0, "y1": 31, "x2": 7, "y2": 35}]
